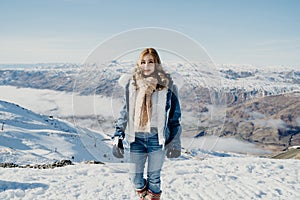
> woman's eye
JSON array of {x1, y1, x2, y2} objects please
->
[
  {"x1": 149, "y1": 61, "x2": 154, "y2": 63},
  {"x1": 141, "y1": 61, "x2": 145, "y2": 64}
]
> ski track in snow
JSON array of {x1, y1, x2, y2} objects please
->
[{"x1": 0, "y1": 157, "x2": 299, "y2": 200}]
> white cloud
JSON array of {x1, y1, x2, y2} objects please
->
[
  {"x1": 255, "y1": 119, "x2": 287, "y2": 129},
  {"x1": 0, "y1": 36, "x2": 99, "y2": 63}
]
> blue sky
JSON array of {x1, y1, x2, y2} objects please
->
[{"x1": 1, "y1": 0, "x2": 300, "y2": 66}]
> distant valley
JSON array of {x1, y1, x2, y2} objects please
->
[{"x1": 0, "y1": 62, "x2": 299, "y2": 152}]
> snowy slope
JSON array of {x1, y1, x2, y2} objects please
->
[
  {"x1": 0, "y1": 101, "x2": 299, "y2": 200},
  {"x1": 0, "y1": 100, "x2": 299, "y2": 200},
  {"x1": 0, "y1": 157, "x2": 299, "y2": 200},
  {"x1": 0, "y1": 100, "x2": 114, "y2": 164}
]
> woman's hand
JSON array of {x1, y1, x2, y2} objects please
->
[
  {"x1": 166, "y1": 147, "x2": 181, "y2": 158},
  {"x1": 112, "y1": 136, "x2": 124, "y2": 158}
]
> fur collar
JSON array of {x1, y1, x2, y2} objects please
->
[{"x1": 118, "y1": 73, "x2": 184, "y2": 90}]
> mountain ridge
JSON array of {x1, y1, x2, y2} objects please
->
[{"x1": 0, "y1": 62, "x2": 299, "y2": 152}]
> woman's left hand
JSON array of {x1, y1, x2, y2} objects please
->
[{"x1": 166, "y1": 147, "x2": 181, "y2": 158}]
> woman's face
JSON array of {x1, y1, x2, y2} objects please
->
[{"x1": 140, "y1": 54, "x2": 155, "y2": 76}]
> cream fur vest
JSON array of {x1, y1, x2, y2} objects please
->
[{"x1": 126, "y1": 79, "x2": 168, "y2": 146}]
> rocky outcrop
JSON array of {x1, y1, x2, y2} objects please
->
[
  {"x1": 217, "y1": 93, "x2": 300, "y2": 150},
  {"x1": 0, "y1": 160, "x2": 73, "y2": 169},
  {"x1": 0, "y1": 160, "x2": 105, "y2": 169}
]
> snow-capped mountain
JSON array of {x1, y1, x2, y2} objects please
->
[
  {"x1": 0, "y1": 62, "x2": 299, "y2": 150},
  {"x1": 0, "y1": 62, "x2": 299, "y2": 98}
]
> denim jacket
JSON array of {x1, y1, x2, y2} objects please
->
[{"x1": 114, "y1": 76, "x2": 182, "y2": 151}]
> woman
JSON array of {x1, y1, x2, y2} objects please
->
[{"x1": 113, "y1": 48, "x2": 182, "y2": 200}]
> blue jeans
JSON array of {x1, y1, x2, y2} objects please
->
[{"x1": 129, "y1": 129, "x2": 165, "y2": 194}]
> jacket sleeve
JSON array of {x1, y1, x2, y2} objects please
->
[
  {"x1": 166, "y1": 85, "x2": 182, "y2": 150},
  {"x1": 114, "y1": 91, "x2": 128, "y2": 139}
]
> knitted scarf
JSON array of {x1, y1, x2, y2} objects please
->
[{"x1": 134, "y1": 77, "x2": 158, "y2": 132}]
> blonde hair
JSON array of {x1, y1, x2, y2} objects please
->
[{"x1": 132, "y1": 48, "x2": 172, "y2": 90}]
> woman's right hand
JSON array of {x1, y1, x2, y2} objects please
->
[{"x1": 112, "y1": 136, "x2": 124, "y2": 158}]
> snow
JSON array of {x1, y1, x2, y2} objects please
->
[
  {"x1": 0, "y1": 63, "x2": 299, "y2": 199},
  {"x1": 0, "y1": 98, "x2": 299, "y2": 199},
  {"x1": 0, "y1": 157, "x2": 299, "y2": 200},
  {"x1": 0, "y1": 100, "x2": 114, "y2": 165},
  {"x1": 1, "y1": 63, "x2": 299, "y2": 98}
]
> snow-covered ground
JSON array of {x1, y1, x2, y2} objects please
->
[
  {"x1": 0, "y1": 67, "x2": 299, "y2": 199},
  {"x1": 0, "y1": 93, "x2": 299, "y2": 199},
  {"x1": 0, "y1": 99, "x2": 120, "y2": 165},
  {"x1": 0, "y1": 156, "x2": 299, "y2": 200}
]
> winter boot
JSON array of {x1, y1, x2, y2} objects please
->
[
  {"x1": 144, "y1": 190, "x2": 161, "y2": 200},
  {"x1": 136, "y1": 182, "x2": 148, "y2": 200}
]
